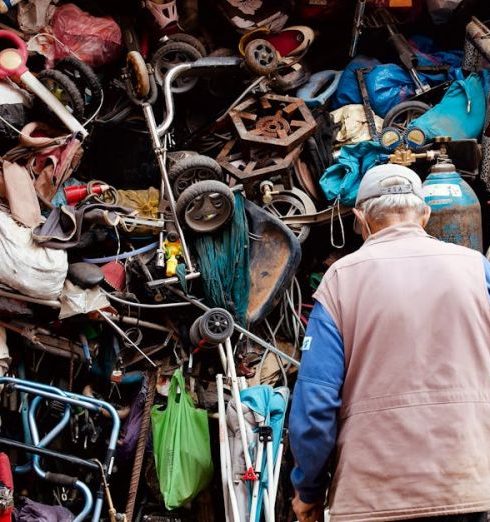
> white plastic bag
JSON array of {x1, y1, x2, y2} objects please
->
[
  {"x1": 0, "y1": 211, "x2": 67, "y2": 300},
  {"x1": 426, "y1": 0, "x2": 463, "y2": 24}
]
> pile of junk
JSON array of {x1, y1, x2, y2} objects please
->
[{"x1": 0, "y1": 0, "x2": 488, "y2": 520}]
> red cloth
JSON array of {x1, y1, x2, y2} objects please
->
[{"x1": 50, "y1": 3, "x2": 122, "y2": 68}]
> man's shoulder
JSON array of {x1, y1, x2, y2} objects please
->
[{"x1": 328, "y1": 236, "x2": 482, "y2": 273}]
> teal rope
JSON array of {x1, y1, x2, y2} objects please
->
[{"x1": 193, "y1": 193, "x2": 250, "y2": 325}]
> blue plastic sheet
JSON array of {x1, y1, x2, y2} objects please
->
[
  {"x1": 319, "y1": 141, "x2": 386, "y2": 207},
  {"x1": 332, "y1": 41, "x2": 464, "y2": 117},
  {"x1": 408, "y1": 73, "x2": 486, "y2": 141},
  {"x1": 331, "y1": 56, "x2": 381, "y2": 109}
]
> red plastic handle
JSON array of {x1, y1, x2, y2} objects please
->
[{"x1": 0, "y1": 30, "x2": 28, "y2": 79}]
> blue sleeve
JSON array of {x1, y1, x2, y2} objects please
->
[
  {"x1": 289, "y1": 301, "x2": 345, "y2": 503},
  {"x1": 482, "y1": 255, "x2": 490, "y2": 300}
]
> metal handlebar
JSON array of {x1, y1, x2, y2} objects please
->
[{"x1": 156, "y1": 57, "x2": 242, "y2": 137}]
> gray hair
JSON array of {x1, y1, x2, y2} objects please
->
[{"x1": 356, "y1": 175, "x2": 429, "y2": 224}]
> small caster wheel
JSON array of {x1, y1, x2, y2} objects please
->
[
  {"x1": 244, "y1": 39, "x2": 278, "y2": 77},
  {"x1": 199, "y1": 308, "x2": 234, "y2": 344}
]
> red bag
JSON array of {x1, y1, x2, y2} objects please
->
[
  {"x1": 0, "y1": 453, "x2": 13, "y2": 522},
  {"x1": 49, "y1": 3, "x2": 122, "y2": 67}
]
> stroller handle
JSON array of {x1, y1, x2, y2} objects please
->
[
  {"x1": 0, "y1": 30, "x2": 28, "y2": 79},
  {"x1": 156, "y1": 57, "x2": 242, "y2": 137}
]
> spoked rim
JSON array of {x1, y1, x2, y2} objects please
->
[{"x1": 264, "y1": 193, "x2": 311, "y2": 242}]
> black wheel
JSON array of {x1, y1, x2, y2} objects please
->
[
  {"x1": 37, "y1": 69, "x2": 85, "y2": 120},
  {"x1": 151, "y1": 41, "x2": 202, "y2": 93},
  {"x1": 176, "y1": 180, "x2": 235, "y2": 233},
  {"x1": 244, "y1": 39, "x2": 278, "y2": 77},
  {"x1": 126, "y1": 51, "x2": 150, "y2": 99},
  {"x1": 167, "y1": 33, "x2": 207, "y2": 57},
  {"x1": 382, "y1": 101, "x2": 430, "y2": 132},
  {"x1": 189, "y1": 318, "x2": 202, "y2": 346},
  {"x1": 169, "y1": 155, "x2": 224, "y2": 197},
  {"x1": 55, "y1": 57, "x2": 102, "y2": 121},
  {"x1": 199, "y1": 308, "x2": 234, "y2": 344}
]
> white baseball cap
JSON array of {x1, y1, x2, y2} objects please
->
[{"x1": 354, "y1": 164, "x2": 425, "y2": 233}]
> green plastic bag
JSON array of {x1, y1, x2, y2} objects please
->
[{"x1": 151, "y1": 369, "x2": 213, "y2": 510}]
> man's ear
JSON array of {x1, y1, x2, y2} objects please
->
[{"x1": 420, "y1": 205, "x2": 431, "y2": 228}]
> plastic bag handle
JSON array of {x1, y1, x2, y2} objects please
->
[{"x1": 168, "y1": 370, "x2": 193, "y2": 407}]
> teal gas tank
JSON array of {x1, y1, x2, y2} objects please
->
[{"x1": 423, "y1": 159, "x2": 482, "y2": 252}]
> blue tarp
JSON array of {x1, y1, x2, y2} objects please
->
[
  {"x1": 408, "y1": 73, "x2": 486, "y2": 141},
  {"x1": 319, "y1": 141, "x2": 386, "y2": 207}
]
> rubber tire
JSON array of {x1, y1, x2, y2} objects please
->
[
  {"x1": 189, "y1": 318, "x2": 202, "y2": 346},
  {"x1": 176, "y1": 180, "x2": 235, "y2": 233},
  {"x1": 169, "y1": 155, "x2": 224, "y2": 197},
  {"x1": 126, "y1": 51, "x2": 150, "y2": 99},
  {"x1": 55, "y1": 57, "x2": 103, "y2": 121},
  {"x1": 37, "y1": 69, "x2": 85, "y2": 121},
  {"x1": 168, "y1": 33, "x2": 207, "y2": 57},
  {"x1": 198, "y1": 308, "x2": 234, "y2": 345},
  {"x1": 382, "y1": 101, "x2": 431, "y2": 130},
  {"x1": 244, "y1": 39, "x2": 278, "y2": 77},
  {"x1": 151, "y1": 41, "x2": 202, "y2": 93}
]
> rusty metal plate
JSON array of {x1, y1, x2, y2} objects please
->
[
  {"x1": 217, "y1": 138, "x2": 300, "y2": 189},
  {"x1": 229, "y1": 93, "x2": 317, "y2": 152}
]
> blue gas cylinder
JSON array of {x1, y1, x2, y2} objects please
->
[{"x1": 423, "y1": 159, "x2": 482, "y2": 252}]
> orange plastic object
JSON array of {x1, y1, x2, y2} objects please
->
[{"x1": 389, "y1": 0, "x2": 412, "y2": 6}]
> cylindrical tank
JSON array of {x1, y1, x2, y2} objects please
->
[{"x1": 423, "y1": 159, "x2": 482, "y2": 252}]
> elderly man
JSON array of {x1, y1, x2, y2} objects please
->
[{"x1": 289, "y1": 164, "x2": 490, "y2": 522}]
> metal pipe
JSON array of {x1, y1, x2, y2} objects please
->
[
  {"x1": 1, "y1": 377, "x2": 121, "y2": 521},
  {"x1": 166, "y1": 288, "x2": 300, "y2": 367},
  {"x1": 155, "y1": 58, "x2": 242, "y2": 138},
  {"x1": 28, "y1": 399, "x2": 94, "y2": 522},
  {"x1": 104, "y1": 313, "x2": 171, "y2": 333},
  {"x1": 142, "y1": 103, "x2": 194, "y2": 272},
  {"x1": 28, "y1": 396, "x2": 71, "y2": 454},
  {"x1": 0, "y1": 438, "x2": 99, "y2": 471},
  {"x1": 216, "y1": 374, "x2": 240, "y2": 522},
  {"x1": 0, "y1": 288, "x2": 60, "y2": 308},
  {"x1": 0, "y1": 378, "x2": 120, "y2": 453},
  {"x1": 16, "y1": 391, "x2": 70, "y2": 474},
  {"x1": 156, "y1": 63, "x2": 192, "y2": 137},
  {"x1": 100, "y1": 311, "x2": 157, "y2": 368},
  {"x1": 224, "y1": 338, "x2": 253, "y2": 472},
  {"x1": 148, "y1": 271, "x2": 201, "y2": 287}
]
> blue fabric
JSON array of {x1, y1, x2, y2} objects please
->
[
  {"x1": 332, "y1": 45, "x2": 463, "y2": 117},
  {"x1": 319, "y1": 141, "x2": 385, "y2": 207},
  {"x1": 481, "y1": 255, "x2": 490, "y2": 301},
  {"x1": 289, "y1": 302, "x2": 344, "y2": 503},
  {"x1": 239, "y1": 385, "x2": 289, "y2": 520},
  {"x1": 408, "y1": 74, "x2": 486, "y2": 141}
]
